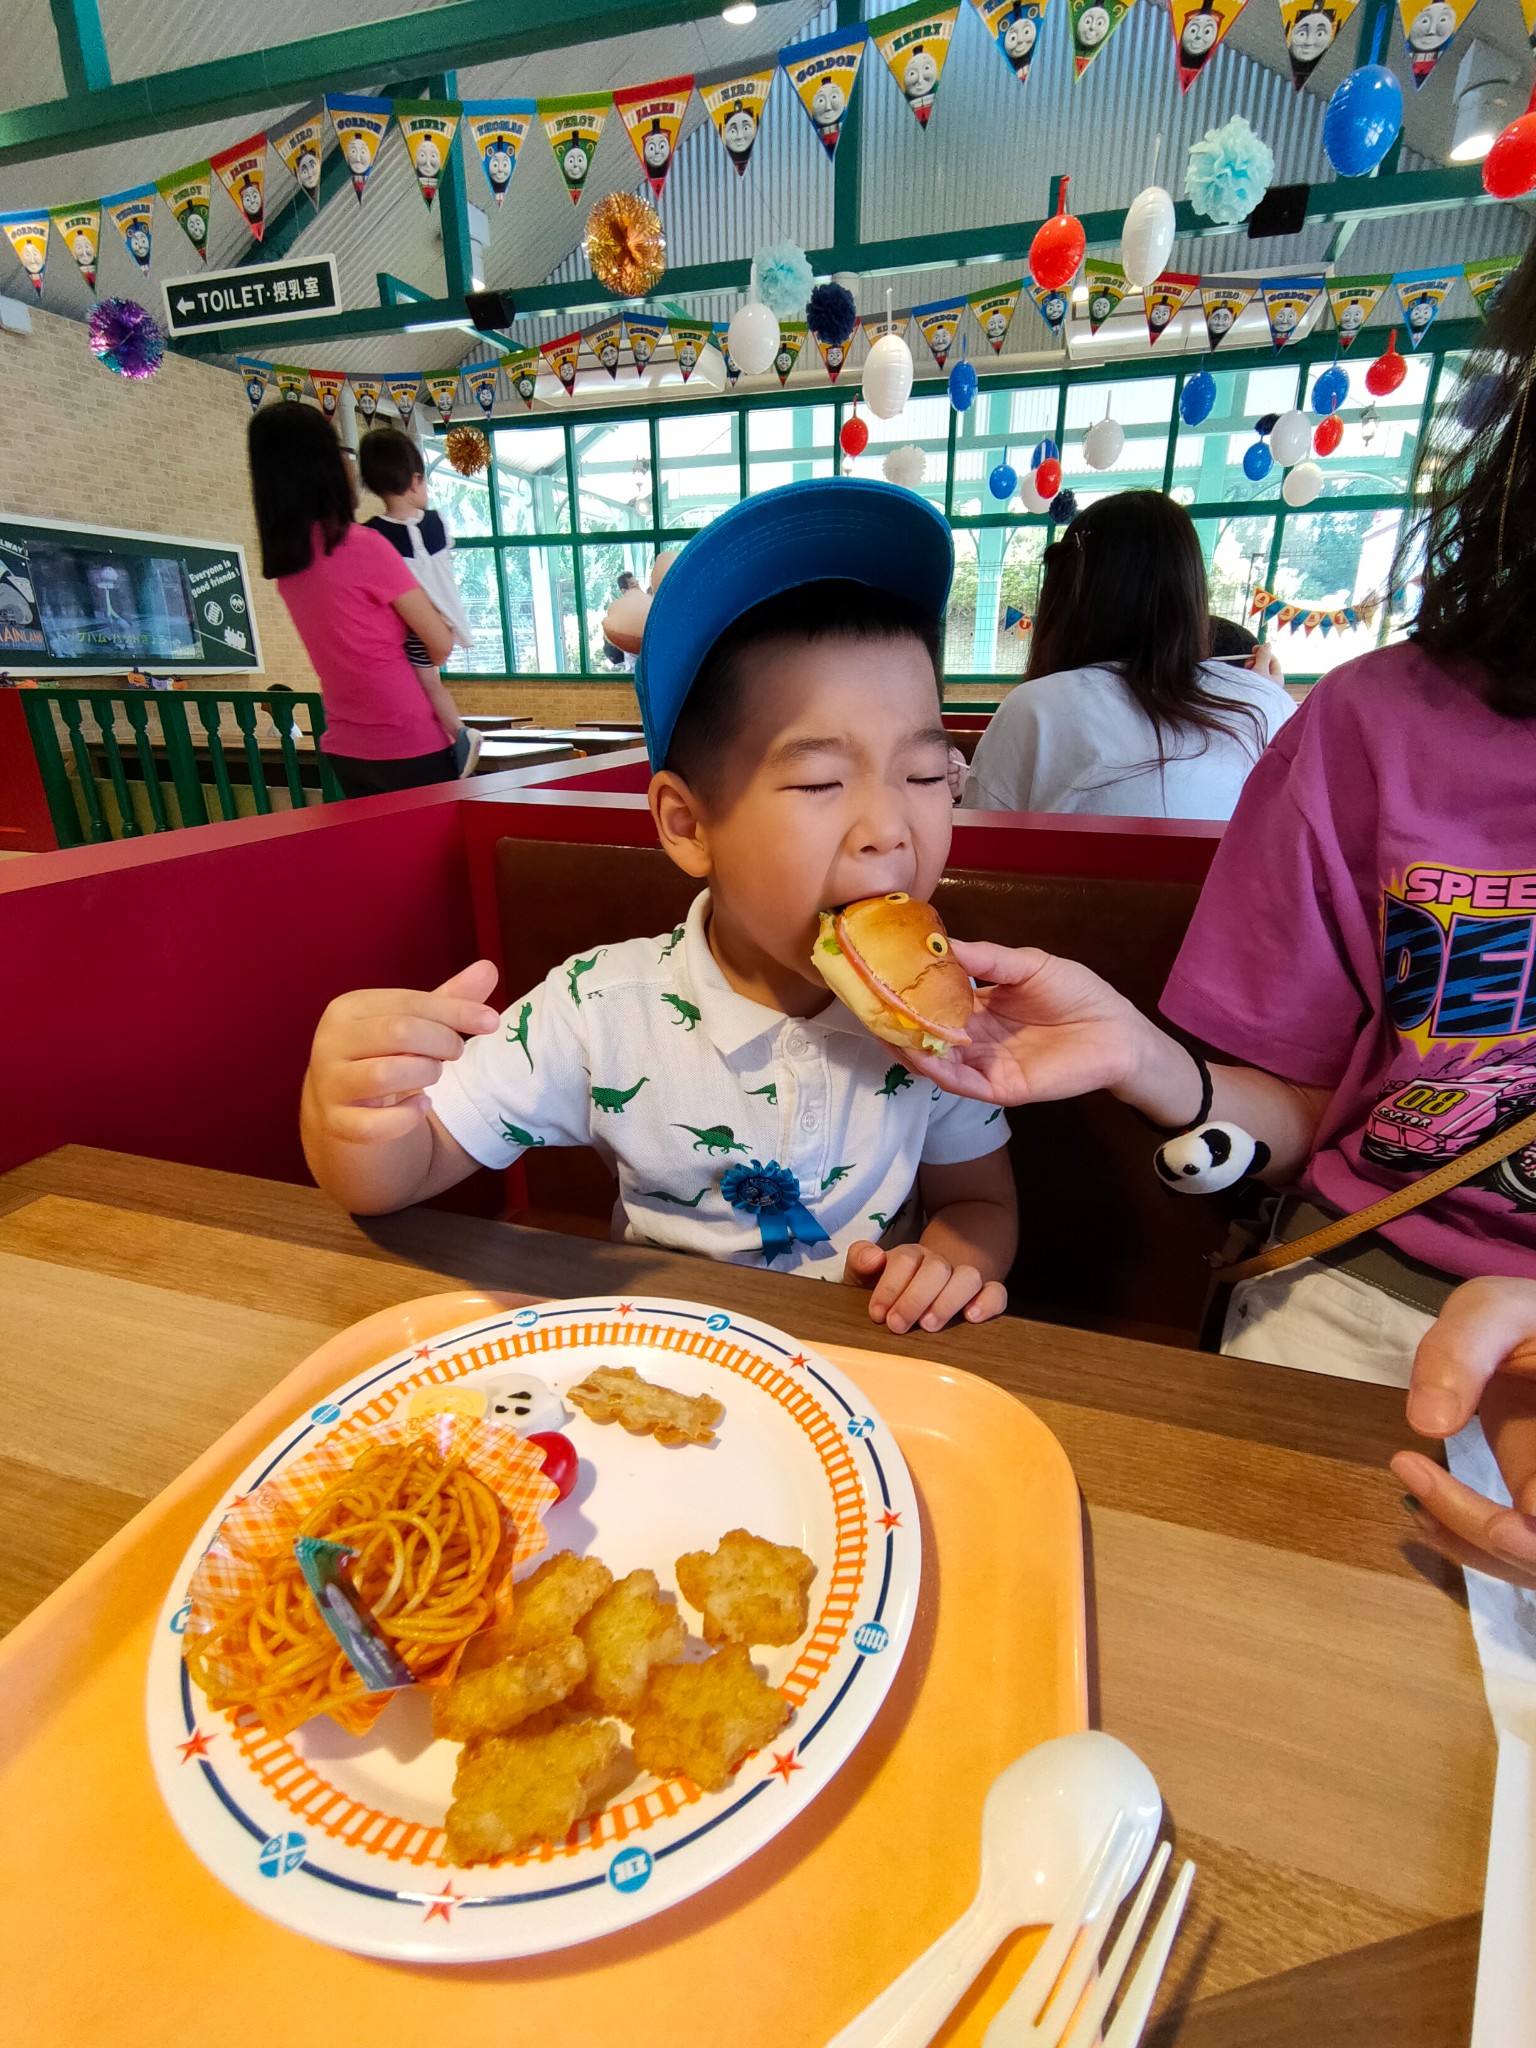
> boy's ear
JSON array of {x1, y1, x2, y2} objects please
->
[{"x1": 649, "y1": 769, "x2": 713, "y2": 879}]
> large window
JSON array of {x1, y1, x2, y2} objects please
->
[{"x1": 425, "y1": 337, "x2": 1462, "y2": 688}]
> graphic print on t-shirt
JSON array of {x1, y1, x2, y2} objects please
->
[{"x1": 1371, "y1": 861, "x2": 1536, "y2": 1209}]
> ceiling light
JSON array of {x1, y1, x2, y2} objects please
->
[
  {"x1": 1449, "y1": 39, "x2": 1519, "y2": 164},
  {"x1": 722, "y1": 1, "x2": 757, "y2": 22}
]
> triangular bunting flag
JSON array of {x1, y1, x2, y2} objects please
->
[
  {"x1": 507, "y1": 351, "x2": 540, "y2": 409},
  {"x1": 969, "y1": 279, "x2": 1022, "y2": 352},
  {"x1": 424, "y1": 371, "x2": 461, "y2": 423},
  {"x1": 668, "y1": 320, "x2": 712, "y2": 382},
  {"x1": 236, "y1": 358, "x2": 271, "y2": 411},
  {"x1": 623, "y1": 312, "x2": 667, "y2": 371},
  {"x1": 273, "y1": 365, "x2": 309, "y2": 404},
  {"x1": 1084, "y1": 260, "x2": 1129, "y2": 333},
  {"x1": 0, "y1": 213, "x2": 48, "y2": 296},
  {"x1": 538, "y1": 95, "x2": 612, "y2": 203},
  {"x1": 1395, "y1": 267, "x2": 1456, "y2": 347},
  {"x1": 385, "y1": 374, "x2": 422, "y2": 425},
  {"x1": 463, "y1": 101, "x2": 536, "y2": 208},
  {"x1": 540, "y1": 332, "x2": 583, "y2": 395},
  {"x1": 871, "y1": 1, "x2": 961, "y2": 127},
  {"x1": 1145, "y1": 271, "x2": 1198, "y2": 345},
  {"x1": 1465, "y1": 255, "x2": 1518, "y2": 317},
  {"x1": 968, "y1": 0, "x2": 1051, "y2": 85},
  {"x1": 585, "y1": 316, "x2": 626, "y2": 378},
  {"x1": 103, "y1": 187, "x2": 155, "y2": 274},
  {"x1": 1171, "y1": 0, "x2": 1247, "y2": 89},
  {"x1": 349, "y1": 375, "x2": 383, "y2": 424},
  {"x1": 774, "y1": 321, "x2": 807, "y2": 385},
  {"x1": 326, "y1": 94, "x2": 391, "y2": 202},
  {"x1": 272, "y1": 103, "x2": 327, "y2": 210},
  {"x1": 702, "y1": 71, "x2": 774, "y2": 175},
  {"x1": 780, "y1": 27, "x2": 867, "y2": 162},
  {"x1": 1279, "y1": 0, "x2": 1359, "y2": 88},
  {"x1": 614, "y1": 76, "x2": 694, "y2": 198},
  {"x1": 1200, "y1": 278, "x2": 1257, "y2": 348},
  {"x1": 1398, "y1": 0, "x2": 1478, "y2": 87},
  {"x1": 815, "y1": 330, "x2": 852, "y2": 380},
  {"x1": 156, "y1": 162, "x2": 212, "y2": 260},
  {"x1": 915, "y1": 298, "x2": 966, "y2": 369},
  {"x1": 49, "y1": 203, "x2": 99, "y2": 291},
  {"x1": 1326, "y1": 274, "x2": 1389, "y2": 347},
  {"x1": 1028, "y1": 278, "x2": 1070, "y2": 338},
  {"x1": 714, "y1": 321, "x2": 742, "y2": 385},
  {"x1": 211, "y1": 133, "x2": 268, "y2": 241},
  {"x1": 1261, "y1": 275, "x2": 1323, "y2": 349},
  {"x1": 395, "y1": 100, "x2": 462, "y2": 210},
  {"x1": 309, "y1": 370, "x2": 348, "y2": 423},
  {"x1": 463, "y1": 363, "x2": 500, "y2": 417},
  {"x1": 1070, "y1": 0, "x2": 1137, "y2": 78}
]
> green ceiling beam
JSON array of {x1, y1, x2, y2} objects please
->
[
  {"x1": 832, "y1": 0, "x2": 864, "y2": 260},
  {"x1": 431, "y1": 71, "x2": 477, "y2": 301},
  {"x1": 48, "y1": 0, "x2": 111, "y2": 98},
  {"x1": 0, "y1": 0, "x2": 727, "y2": 168}
]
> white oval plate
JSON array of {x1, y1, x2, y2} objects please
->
[{"x1": 147, "y1": 1296, "x2": 919, "y2": 1962}]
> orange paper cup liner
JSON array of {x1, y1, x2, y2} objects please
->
[{"x1": 182, "y1": 1410, "x2": 557, "y2": 1737}]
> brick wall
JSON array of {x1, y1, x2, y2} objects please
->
[{"x1": 0, "y1": 304, "x2": 314, "y2": 689}]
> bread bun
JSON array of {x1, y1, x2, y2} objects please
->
[{"x1": 812, "y1": 893, "x2": 972, "y2": 1054}]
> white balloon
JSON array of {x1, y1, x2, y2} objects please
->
[
  {"x1": 1270, "y1": 408, "x2": 1312, "y2": 468},
  {"x1": 1017, "y1": 467, "x2": 1050, "y2": 514},
  {"x1": 1120, "y1": 185, "x2": 1175, "y2": 291},
  {"x1": 1281, "y1": 460, "x2": 1323, "y2": 507},
  {"x1": 727, "y1": 299, "x2": 779, "y2": 376},
  {"x1": 863, "y1": 332, "x2": 914, "y2": 419},
  {"x1": 1082, "y1": 416, "x2": 1124, "y2": 471},
  {"x1": 882, "y1": 443, "x2": 928, "y2": 488}
]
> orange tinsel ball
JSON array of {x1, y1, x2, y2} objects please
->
[
  {"x1": 445, "y1": 425, "x2": 490, "y2": 477},
  {"x1": 584, "y1": 191, "x2": 667, "y2": 298}
]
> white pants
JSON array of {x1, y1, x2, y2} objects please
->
[{"x1": 1220, "y1": 1260, "x2": 1433, "y2": 1388}]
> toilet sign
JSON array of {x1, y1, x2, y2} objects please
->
[{"x1": 161, "y1": 255, "x2": 339, "y2": 335}]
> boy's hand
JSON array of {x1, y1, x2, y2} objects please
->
[
  {"x1": 844, "y1": 1239, "x2": 1007, "y2": 1335},
  {"x1": 306, "y1": 961, "x2": 499, "y2": 1146}
]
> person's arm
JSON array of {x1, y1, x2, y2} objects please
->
[
  {"x1": 899, "y1": 939, "x2": 1329, "y2": 1183},
  {"x1": 845, "y1": 1146, "x2": 1016, "y2": 1334},
  {"x1": 1391, "y1": 1277, "x2": 1536, "y2": 1591},
  {"x1": 301, "y1": 961, "x2": 501, "y2": 1213},
  {"x1": 393, "y1": 584, "x2": 455, "y2": 668}
]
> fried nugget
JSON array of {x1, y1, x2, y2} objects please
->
[
  {"x1": 458, "y1": 1551, "x2": 615, "y2": 1674},
  {"x1": 567, "y1": 1364, "x2": 724, "y2": 1448},
  {"x1": 630, "y1": 1643, "x2": 791, "y2": 1794},
  {"x1": 431, "y1": 1633, "x2": 587, "y2": 1742},
  {"x1": 675, "y1": 1528, "x2": 816, "y2": 1647},
  {"x1": 445, "y1": 1716, "x2": 625, "y2": 1865},
  {"x1": 575, "y1": 1569, "x2": 688, "y2": 1719}
]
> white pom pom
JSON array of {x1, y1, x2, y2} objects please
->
[
  {"x1": 883, "y1": 443, "x2": 927, "y2": 488},
  {"x1": 1153, "y1": 1121, "x2": 1268, "y2": 1194}
]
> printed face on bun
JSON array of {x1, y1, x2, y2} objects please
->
[{"x1": 813, "y1": 894, "x2": 973, "y2": 1054}]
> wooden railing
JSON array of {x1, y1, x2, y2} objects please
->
[{"x1": 20, "y1": 686, "x2": 344, "y2": 847}]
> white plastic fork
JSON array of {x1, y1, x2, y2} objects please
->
[{"x1": 983, "y1": 1836, "x2": 1195, "y2": 2048}]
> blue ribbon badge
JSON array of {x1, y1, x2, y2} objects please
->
[{"x1": 720, "y1": 1159, "x2": 830, "y2": 1265}]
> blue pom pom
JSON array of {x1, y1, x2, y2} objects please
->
[
  {"x1": 752, "y1": 241, "x2": 814, "y2": 321},
  {"x1": 1180, "y1": 369, "x2": 1217, "y2": 425},
  {"x1": 1254, "y1": 411, "x2": 1279, "y2": 436},
  {"x1": 1184, "y1": 116, "x2": 1274, "y2": 228},
  {"x1": 806, "y1": 281, "x2": 857, "y2": 347},
  {"x1": 1243, "y1": 440, "x2": 1274, "y2": 481},
  {"x1": 1050, "y1": 490, "x2": 1078, "y2": 523}
]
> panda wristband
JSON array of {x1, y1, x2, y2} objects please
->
[{"x1": 1140, "y1": 1050, "x2": 1273, "y2": 1196}]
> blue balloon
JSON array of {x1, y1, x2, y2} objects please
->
[
  {"x1": 1030, "y1": 438, "x2": 1059, "y2": 470},
  {"x1": 948, "y1": 360, "x2": 977, "y2": 412},
  {"x1": 1323, "y1": 64, "x2": 1403, "y2": 179},
  {"x1": 989, "y1": 461, "x2": 1018, "y2": 500},
  {"x1": 1180, "y1": 369, "x2": 1217, "y2": 425},
  {"x1": 1242, "y1": 440, "x2": 1274, "y2": 482},
  {"x1": 1312, "y1": 364, "x2": 1349, "y2": 416}
]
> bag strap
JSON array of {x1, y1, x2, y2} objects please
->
[{"x1": 1216, "y1": 1105, "x2": 1536, "y2": 1284}]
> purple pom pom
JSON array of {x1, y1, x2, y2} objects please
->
[
  {"x1": 1050, "y1": 489, "x2": 1078, "y2": 523},
  {"x1": 88, "y1": 297, "x2": 166, "y2": 380},
  {"x1": 806, "y1": 282, "x2": 857, "y2": 348}
]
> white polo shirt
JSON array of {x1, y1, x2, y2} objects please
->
[{"x1": 427, "y1": 890, "x2": 1008, "y2": 1279}]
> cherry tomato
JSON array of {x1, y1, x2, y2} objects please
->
[{"x1": 526, "y1": 1430, "x2": 579, "y2": 1503}]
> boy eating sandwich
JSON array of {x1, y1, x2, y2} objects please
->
[{"x1": 301, "y1": 480, "x2": 1016, "y2": 1333}]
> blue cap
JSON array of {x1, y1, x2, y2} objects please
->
[{"x1": 634, "y1": 478, "x2": 954, "y2": 768}]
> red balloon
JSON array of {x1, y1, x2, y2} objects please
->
[
  {"x1": 1364, "y1": 330, "x2": 1406, "y2": 397},
  {"x1": 1029, "y1": 175, "x2": 1086, "y2": 292},
  {"x1": 1313, "y1": 413, "x2": 1344, "y2": 457},
  {"x1": 1035, "y1": 456, "x2": 1062, "y2": 499},
  {"x1": 1484, "y1": 112, "x2": 1536, "y2": 201},
  {"x1": 840, "y1": 413, "x2": 869, "y2": 457},
  {"x1": 526, "y1": 1430, "x2": 579, "y2": 1503}
]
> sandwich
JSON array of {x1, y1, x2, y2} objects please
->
[{"x1": 812, "y1": 893, "x2": 972, "y2": 1055}]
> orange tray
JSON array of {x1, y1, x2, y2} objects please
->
[{"x1": 0, "y1": 1292, "x2": 1085, "y2": 2046}]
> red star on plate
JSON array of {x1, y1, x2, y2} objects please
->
[
  {"x1": 617, "y1": 1302, "x2": 635, "y2": 1316},
  {"x1": 422, "y1": 1882, "x2": 463, "y2": 1924},
  {"x1": 176, "y1": 1728, "x2": 213, "y2": 1763},
  {"x1": 878, "y1": 1510, "x2": 903, "y2": 1531},
  {"x1": 413, "y1": 1343, "x2": 435, "y2": 1359},
  {"x1": 769, "y1": 1749, "x2": 802, "y2": 1784},
  {"x1": 790, "y1": 1353, "x2": 808, "y2": 1370}
]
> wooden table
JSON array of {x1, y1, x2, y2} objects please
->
[
  {"x1": 0, "y1": 1146, "x2": 1495, "y2": 2044},
  {"x1": 468, "y1": 738, "x2": 578, "y2": 772}
]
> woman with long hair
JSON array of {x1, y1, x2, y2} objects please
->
[
  {"x1": 912, "y1": 238, "x2": 1536, "y2": 1582},
  {"x1": 965, "y1": 491, "x2": 1293, "y2": 818},
  {"x1": 248, "y1": 402, "x2": 463, "y2": 798}
]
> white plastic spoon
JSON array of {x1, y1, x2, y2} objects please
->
[{"x1": 823, "y1": 1731, "x2": 1162, "y2": 2048}]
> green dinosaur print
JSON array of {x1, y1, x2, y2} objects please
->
[
  {"x1": 592, "y1": 1077, "x2": 649, "y2": 1114},
  {"x1": 662, "y1": 994, "x2": 701, "y2": 1032},
  {"x1": 821, "y1": 1163, "x2": 854, "y2": 1191},
  {"x1": 869, "y1": 1211, "x2": 895, "y2": 1231},
  {"x1": 643, "y1": 1187, "x2": 709, "y2": 1207},
  {"x1": 932, "y1": 1086, "x2": 943, "y2": 1102},
  {"x1": 877, "y1": 1065, "x2": 914, "y2": 1098},
  {"x1": 747, "y1": 1083, "x2": 778, "y2": 1106},
  {"x1": 499, "y1": 1118, "x2": 546, "y2": 1149},
  {"x1": 675, "y1": 1123, "x2": 749, "y2": 1156},
  {"x1": 566, "y1": 951, "x2": 605, "y2": 1005},
  {"x1": 658, "y1": 924, "x2": 685, "y2": 962},
  {"x1": 505, "y1": 1000, "x2": 534, "y2": 1071},
  {"x1": 984, "y1": 1107, "x2": 1003, "y2": 1125}
]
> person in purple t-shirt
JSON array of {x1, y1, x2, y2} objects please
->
[{"x1": 908, "y1": 237, "x2": 1536, "y2": 1585}]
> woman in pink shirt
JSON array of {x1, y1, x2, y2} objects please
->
[
  {"x1": 248, "y1": 403, "x2": 463, "y2": 797},
  {"x1": 912, "y1": 237, "x2": 1536, "y2": 1584}
]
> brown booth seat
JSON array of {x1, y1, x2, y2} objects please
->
[{"x1": 493, "y1": 839, "x2": 1231, "y2": 1347}]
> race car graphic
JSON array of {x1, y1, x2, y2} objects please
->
[{"x1": 1361, "y1": 1049, "x2": 1536, "y2": 1209}]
